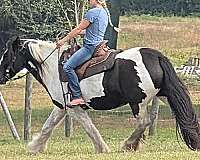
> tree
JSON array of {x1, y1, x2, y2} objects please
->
[
  {"x1": 0, "y1": 0, "x2": 81, "y2": 52},
  {"x1": 105, "y1": 0, "x2": 121, "y2": 49}
]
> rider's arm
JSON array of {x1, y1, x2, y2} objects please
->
[{"x1": 57, "y1": 20, "x2": 90, "y2": 47}]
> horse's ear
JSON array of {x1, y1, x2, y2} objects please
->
[
  {"x1": 12, "y1": 36, "x2": 21, "y2": 46},
  {"x1": 10, "y1": 36, "x2": 20, "y2": 44},
  {"x1": 15, "y1": 36, "x2": 20, "y2": 45}
]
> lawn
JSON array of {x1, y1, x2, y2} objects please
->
[
  {"x1": 1, "y1": 107, "x2": 200, "y2": 160},
  {"x1": 1, "y1": 15, "x2": 200, "y2": 159},
  {"x1": 118, "y1": 15, "x2": 200, "y2": 66}
]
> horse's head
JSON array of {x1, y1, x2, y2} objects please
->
[{"x1": 0, "y1": 37, "x2": 29, "y2": 84}]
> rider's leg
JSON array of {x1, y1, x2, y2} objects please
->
[{"x1": 63, "y1": 45, "x2": 95, "y2": 105}]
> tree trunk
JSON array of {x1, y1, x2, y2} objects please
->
[{"x1": 105, "y1": 0, "x2": 121, "y2": 49}]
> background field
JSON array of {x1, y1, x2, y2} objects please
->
[{"x1": 1, "y1": 15, "x2": 200, "y2": 159}]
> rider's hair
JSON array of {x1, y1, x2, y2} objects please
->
[
  {"x1": 97, "y1": 0, "x2": 107, "y2": 8},
  {"x1": 97, "y1": 0, "x2": 120, "y2": 32}
]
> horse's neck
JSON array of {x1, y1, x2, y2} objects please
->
[
  {"x1": 28, "y1": 41, "x2": 68, "y2": 105},
  {"x1": 28, "y1": 40, "x2": 105, "y2": 105}
]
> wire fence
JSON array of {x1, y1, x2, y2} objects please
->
[{"x1": 1, "y1": 72, "x2": 200, "y2": 119}]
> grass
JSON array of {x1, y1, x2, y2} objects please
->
[
  {"x1": 118, "y1": 15, "x2": 200, "y2": 66},
  {"x1": 1, "y1": 107, "x2": 200, "y2": 160},
  {"x1": 1, "y1": 15, "x2": 200, "y2": 159}
]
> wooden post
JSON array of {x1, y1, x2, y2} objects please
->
[
  {"x1": 148, "y1": 97, "x2": 159, "y2": 136},
  {"x1": 64, "y1": 113, "x2": 73, "y2": 137},
  {"x1": 64, "y1": 94, "x2": 73, "y2": 137},
  {"x1": 0, "y1": 92, "x2": 20, "y2": 140},
  {"x1": 24, "y1": 73, "x2": 33, "y2": 141}
]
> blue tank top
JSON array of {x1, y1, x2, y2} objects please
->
[{"x1": 83, "y1": 7, "x2": 109, "y2": 47}]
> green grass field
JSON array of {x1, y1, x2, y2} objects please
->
[
  {"x1": 1, "y1": 15, "x2": 200, "y2": 159},
  {"x1": 1, "y1": 108, "x2": 200, "y2": 160},
  {"x1": 118, "y1": 15, "x2": 200, "y2": 66}
]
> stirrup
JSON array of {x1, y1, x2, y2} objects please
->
[{"x1": 66, "y1": 102, "x2": 90, "y2": 110}]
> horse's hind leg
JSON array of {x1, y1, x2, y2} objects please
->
[{"x1": 122, "y1": 102, "x2": 151, "y2": 151}]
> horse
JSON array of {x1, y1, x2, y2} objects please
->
[{"x1": 0, "y1": 36, "x2": 200, "y2": 154}]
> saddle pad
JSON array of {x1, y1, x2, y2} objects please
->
[{"x1": 58, "y1": 49, "x2": 123, "y2": 82}]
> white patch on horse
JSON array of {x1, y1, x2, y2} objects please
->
[
  {"x1": 116, "y1": 47, "x2": 159, "y2": 104},
  {"x1": 0, "y1": 55, "x2": 4, "y2": 65},
  {"x1": 0, "y1": 49, "x2": 7, "y2": 65},
  {"x1": 80, "y1": 73, "x2": 105, "y2": 102}
]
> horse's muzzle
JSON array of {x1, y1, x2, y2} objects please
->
[{"x1": 0, "y1": 77, "x2": 6, "y2": 84}]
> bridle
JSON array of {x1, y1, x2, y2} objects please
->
[
  {"x1": 3, "y1": 31, "x2": 68, "y2": 82},
  {"x1": 3, "y1": 40, "x2": 58, "y2": 81},
  {"x1": 3, "y1": 42, "x2": 21, "y2": 81}
]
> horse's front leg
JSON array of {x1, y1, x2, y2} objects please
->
[
  {"x1": 27, "y1": 106, "x2": 110, "y2": 154},
  {"x1": 27, "y1": 106, "x2": 65, "y2": 154},
  {"x1": 122, "y1": 102, "x2": 151, "y2": 151},
  {"x1": 69, "y1": 107, "x2": 110, "y2": 153}
]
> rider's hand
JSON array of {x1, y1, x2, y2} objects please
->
[{"x1": 56, "y1": 39, "x2": 65, "y2": 48}]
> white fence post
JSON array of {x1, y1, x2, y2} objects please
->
[{"x1": 0, "y1": 92, "x2": 20, "y2": 140}]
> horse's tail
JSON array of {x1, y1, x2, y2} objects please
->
[{"x1": 158, "y1": 56, "x2": 200, "y2": 150}]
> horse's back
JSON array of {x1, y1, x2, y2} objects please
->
[{"x1": 115, "y1": 47, "x2": 164, "y2": 89}]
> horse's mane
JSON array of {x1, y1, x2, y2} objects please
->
[{"x1": 22, "y1": 39, "x2": 55, "y2": 48}]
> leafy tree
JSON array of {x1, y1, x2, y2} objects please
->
[
  {"x1": 0, "y1": 0, "x2": 82, "y2": 40},
  {"x1": 120, "y1": 0, "x2": 200, "y2": 16},
  {"x1": 0, "y1": 0, "x2": 83, "y2": 51}
]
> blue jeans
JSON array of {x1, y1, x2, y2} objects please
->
[{"x1": 63, "y1": 44, "x2": 96, "y2": 99}]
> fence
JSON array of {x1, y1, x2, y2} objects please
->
[{"x1": 1, "y1": 58, "x2": 200, "y2": 140}]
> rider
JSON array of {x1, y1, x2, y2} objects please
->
[{"x1": 56, "y1": 0, "x2": 109, "y2": 106}]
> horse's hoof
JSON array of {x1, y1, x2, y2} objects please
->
[{"x1": 80, "y1": 104, "x2": 91, "y2": 110}]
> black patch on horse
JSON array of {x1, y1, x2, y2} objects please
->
[
  {"x1": 139, "y1": 48, "x2": 164, "y2": 89},
  {"x1": 89, "y1": 59, "x2": 146, "y2": 111}
]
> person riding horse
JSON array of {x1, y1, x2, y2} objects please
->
[{"x1": 56, "y1": 0, "x2": 110, "y2": 107}]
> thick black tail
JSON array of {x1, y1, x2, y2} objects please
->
[{"x1": 159, "y1": 56, "x2": 200, "y2": 150}]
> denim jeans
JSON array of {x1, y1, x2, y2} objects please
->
[{"x1": 63, "y1": 44, "x2": 96, "y2": 99}]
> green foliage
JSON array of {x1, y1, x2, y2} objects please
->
[
  {"x1": 121, "y1": 0, "x2": 200, "y2": 17},
  {"x1": 0, "y1": 0, "x2": 79, "y2": 40}
]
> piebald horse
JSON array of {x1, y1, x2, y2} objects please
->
[{"x1": 0, "y1": 37, "x2": 200, "y2": 154}]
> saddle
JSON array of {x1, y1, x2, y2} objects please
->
[{"x1": 58, "y1": 40, "x2": 123, "y2": 82}]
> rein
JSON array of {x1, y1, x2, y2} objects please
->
[{"x1": 57, "y1": 47, "x2": 68, "y2": 111}]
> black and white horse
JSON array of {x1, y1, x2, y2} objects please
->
[{"x1": 0, "y1": 37, "x2": 200, "y2": 153}]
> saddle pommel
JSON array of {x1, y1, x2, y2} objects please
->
[{"x1": 93, "y1": 40, "x2": 109, "y2": 57}]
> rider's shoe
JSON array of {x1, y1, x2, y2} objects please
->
[{"x1": 68, "y1": 97, "x2": 86, "y2": 106}]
